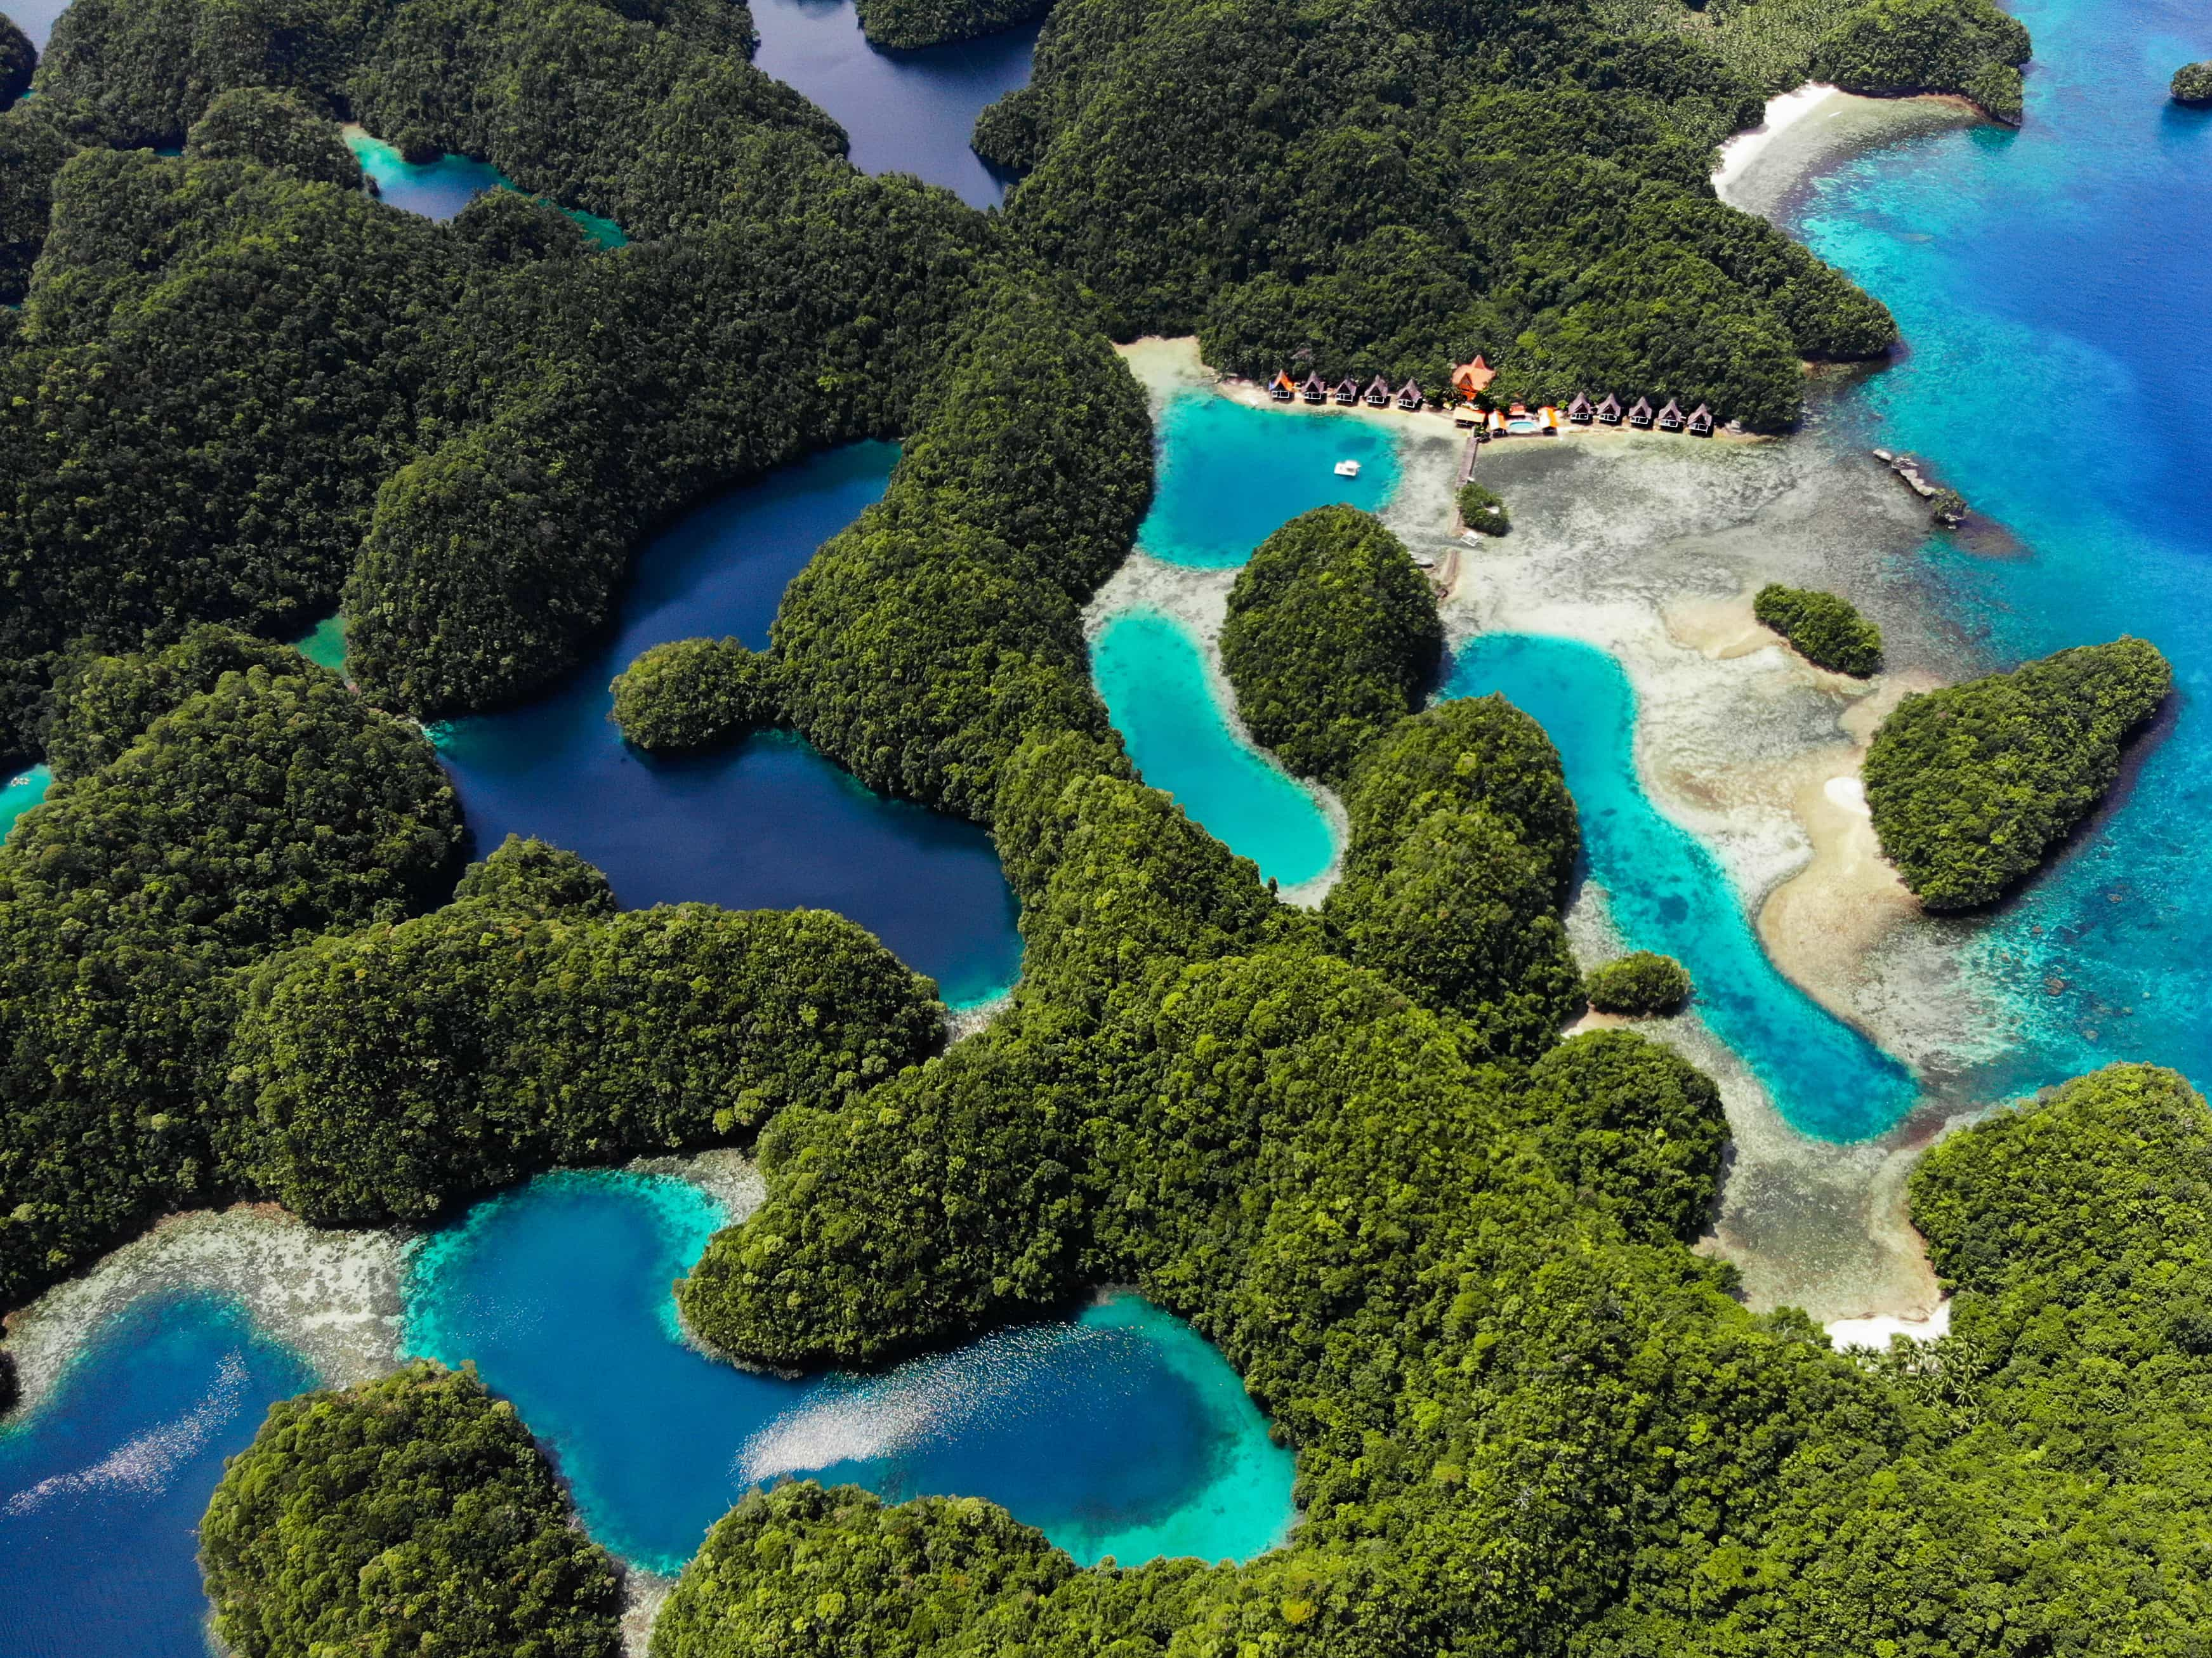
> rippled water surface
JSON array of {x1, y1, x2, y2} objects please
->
[
  {"x1": 403, "y1": 1170, "x2": 1297, "y2": 1573},
  {"x1": 0, "y1": 1295, "x2": 313, "y2": 1658}
]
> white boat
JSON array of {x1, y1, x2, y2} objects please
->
[{"x1": 1334, "y1": 459, "x2": 1362, "y2": 477}]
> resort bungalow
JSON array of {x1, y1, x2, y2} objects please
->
[
  {"x1": 1362, "y1": 374, "x2": 1392, "y2": 407},
  {"x1": 1300, "y1": 372, "x2": 1329, "y2": 404},
  {"x1": 1687, "y1": 403, "x2": 1715, "y2": 437},
  {"x1": 1333, "y1": 376, "x2": 1361, "y2": 405},
  {"x1": 1628, "y1": 396, "x2": 1655, "y2": 429},
  {"x1": 1567, "y1": 392, "x2": 1594, "y2": 424},
  {"x1": 1451, "y1": 355, "x2": 1497, "y2": 402},
  {"x1": 1595, "y1": 393, "x2": 1623, "y2": 426},
  {"x1": 1538, "y1": 405, "x2": 1560, "y2": 433},
  {"x1": 1487, "y1": 410, "x2": 1509, "y2": 438},
  {"x1": 1395, "y1": 379, "x2": 1424, "y2": 410},
  {"x1": 1452, "y1": 404, "x2": 1482, "y2": 429},
  {"x1": 1270, "y1": 371, "x2": 1297, "y2": 402},
  {"x1": 1656, "y1": 398, "x2": 1686, "y2": 433}
]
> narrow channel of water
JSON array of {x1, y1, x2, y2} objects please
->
[
  {"x1": 402, "y1": 1169, "x2": 1297, "y2": 1574},
  {"x1": 1090, "y1": 610, "x2": 1338, "y2": 892},
  {"x1": 343, "y1": 129, "x2": 628, "y2": 243},
  {"x1": 434, "y1": 441, "x2": 1024, "y2": 1009},
  {"x1": 1446, "y1": 633, "x2": 1918, "y2": 1143}
]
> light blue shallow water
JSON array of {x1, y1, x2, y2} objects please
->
[
  {"x1": 0, "y1": 763, "x2": 51, "y2": 837},
  {"x1": 1783, "y1": 0, "x2": 2212, "y2": 1102},
  {"x1": 0, "y1": 1294, "x2": 315, "y2": 1658},
  {"x1": 1090, "y1": 610, "x2": 1340, "y2": 890},
  {"x1": 437, "y1": 442, "x2": 1025, "y2": 1009},
  {"x1": 343, "y1": 130, "x2": 628, "y2": 244},
  {"x1": 403, "y1": 1170, "x2": 1297, "y2": 1574},
  {"x1": 1447, "y1": 635, "x2": 1918, "y2": 1142},
  {"x1": 1138, "y1": 391, "x2": 1404, "y2": 569}
]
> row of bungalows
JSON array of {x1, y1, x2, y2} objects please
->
[
  {"x1": 1270, "y1": 371, "x2": 1427, "y2": 409},
  {"x1": 1565, "y1": 391, "x2": 1716, "y2": 435}
]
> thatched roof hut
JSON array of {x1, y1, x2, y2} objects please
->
[
  {"x1": 1657, "y1": 398, "x2": 1685, "y2": 431},
  {"x1": 1270, "y1": 371, "x2": 1297, "y2": 401},
  {"x1": 1362, "y1": 374, "x2": 1392, "y2": 406},
  {"x1": 1300, "y1": 372, "x2": 1328, "y2": 403},
  {"x1": 1395, "y1": 379, "x2": 1423, "y2": 409},
  {"x1": 1687, "y1": 403, "x2": 1714, "y2": 436},
  {"x1": 1628, "y1": 397, "x2": 1654, "y2": 428},
  {"x1": 1567, "y1": 392, "x2": 1594, "y2": 423},
  {"x1": 1595, "y1": 393, "x2": 1622, "y2": 424},
  {"x1": 1333, "y1": 376, "x2": 1361, "y2": 405}
]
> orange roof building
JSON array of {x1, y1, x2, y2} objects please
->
[{"x1": 1451, "y1": 355, "x2": 1496, "y2": 400}]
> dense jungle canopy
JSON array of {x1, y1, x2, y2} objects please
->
[{"x1": 7, "y1": 0, "x2": 2201, "y2": 1652}]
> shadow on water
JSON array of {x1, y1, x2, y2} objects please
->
[
  {"x1": 403, "y1": 1171, "x2": 1298, "y2": 1574},
  {"x1": 435, "y1": 442, "x2": 1025, "y2": 1009},
  {"x1": 1447, "y1": 633, "x2": 1918, "y2": 1143}
]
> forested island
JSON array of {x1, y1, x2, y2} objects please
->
[
  {"x1": 11, "y1": 0, "x2": 2212, "y2": 1650},
  {"x1": 2175, "y1": 61, "x2": 2212, "y2": 106},
  {"x1": 1865, "y1": 636, "x2": 2171, "y2": 909},
  {"x1": 1754, "y1": 583, "x2": 1884, "y2": 675}
]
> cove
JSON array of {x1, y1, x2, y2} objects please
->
[
  {"x1": 1138, "y1": 390, "x2": 1404, "y2": 569},
  {"x1": 1447, "y1": 633, "x2": 1916, "y2": 1142},
  {"x1": 0, "y1": 1293, "x2": 315, "y2": 1658},
  {"x1": 0, "y1": 762, "x2": 51, "y2": 838},
  {"x1": 402, "y1": 1169, "x2": 1297, "y2": 1574},
  {"x1": 1776, "y1": 0, "x2": 2212, "y2": 1105},
  {"x1": 749, "y1": 0, "x2": 1036, "y2": 209},
  {"x1": 1090, "y1": 609, "x2": 1338, "y2": 891},
  {"x1": 343, "y1": 129, "x2": 628, "y2": 244},
  {"x1": 435, "y1": 442, "x2": 1024, "y2": 1009}
]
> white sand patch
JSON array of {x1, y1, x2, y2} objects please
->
[
  {"x1": 1827, "y1": 1299, "x2": 1952, "y2": 1350},
  {"x1": 2, "y1": 1206, "x2": 409, "y2": 1417},
  {"x1": 1824, "y1": 774, "x2": 1869, "y2": 815},
  {"x1": 1712, "y1": 84, "x2": 1845, "y2": 202}
]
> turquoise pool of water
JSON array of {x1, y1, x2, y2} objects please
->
[
  {"x1": 436, "y1": 442, "x2": 1024, "y2": 1008},
  {"x1": 0, "y1": 1294, "x2": 315, "y2": 1658},
  {"x1": 1784, "y1": 0, "x2": 2212, "y2": 1102},
  {"x1": 402, "y1": 1169, "x2": 1298, "y2": 1574},
  {"x1": 0, "y1": 763, "x2": 51, "y2": 837},
  {"x1": 1138, "y1": 391, "x2": 1404, "y2": 569},
  {"x1": 1090, "y1": 610, "x2": 1339, "y2": 891},
  {"x1": 1446, "y1": 634, "x2": 1917, "y2": 1142},
  {"x1": 343, "y1": 130, "x2": 628, "y2": 244}
]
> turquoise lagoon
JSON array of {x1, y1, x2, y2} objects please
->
[
  {"x1": 0, "y1": 1180, "x2": 1293, "y2": 1658},
  {"x1": 1091, "y1": 610, "x2": 1339, "y2": 891},
  {"x1": 1138, "y1": 391, "x2": 1403, "y2": 568},
  {"x1": 343, "y1": 129, "x2": 628, "y2": 244},
  {"x1": 404, "y1": 1170, "x2": 1296, "y2": 1574},
  {"x1": 1446, "y1": 636, "x2": 1916, "y2": 1142}
]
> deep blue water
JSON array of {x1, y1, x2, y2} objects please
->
[
  {"x1": 403, "y1": 1171, "x2": 1296, "y2": 1574},
  {"x1": 1786, "y1": 0, "x2": 2212, "y2": 1102},
  {"x1": 1447, "y1": 635, "x2": 1917, "y2": 1140},
  {"x1": 1090, "y1": 610, "x2": 1339, "y2": 890},
  {"x1": 0, "y1": 1295, "x2": 315, "y2": 1658},
  {"x1": 750, "y1": 0, "x2": 1036, "y2": 209},
  {"x1": 1138, "y1": 392, "x2": 1405, "y2": 568},
  {"x1": 436, "y1": 442, "x2": 1024, "y2": 1008}
]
